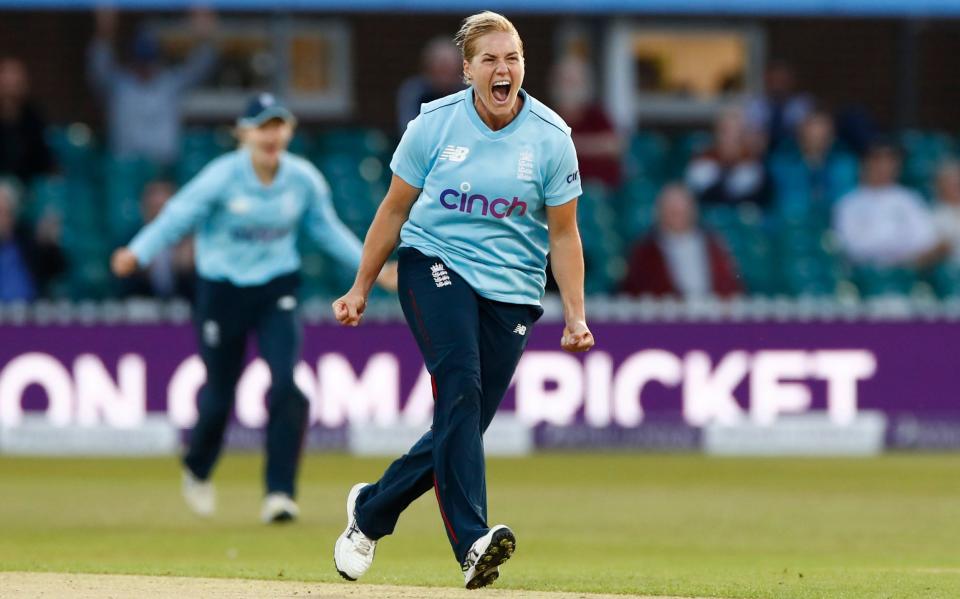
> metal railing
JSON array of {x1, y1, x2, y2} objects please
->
[{"x1": 5, "y1": 294, "x2": 960, "y2": 325}]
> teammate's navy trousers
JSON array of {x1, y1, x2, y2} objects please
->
[
  {"x1": 183, "y1": 272, "x2": 308, "y2": 497},
  {"x1": 354, "y1": 248, "x2": 542, "y2": 563}
]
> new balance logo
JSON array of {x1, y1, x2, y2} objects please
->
[
  {"x1": 513, "y1": 324, "x2": 527, "y2": 336},
  {"x1": 431, "y1": 263, "x2": 452, "y2": 287},
  {"x1": 439, "y1": 145, "x2": 470, "y2": 162}
]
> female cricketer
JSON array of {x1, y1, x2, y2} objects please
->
[
  {"x1": 111, "y1": 93, "x2": 395, "y2": 523},
  {"x1": 332, "y1": 11, "x2": 594, "y2": 590}
]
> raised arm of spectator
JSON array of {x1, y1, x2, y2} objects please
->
[
  {"x1": 87, "y1": 7, "x2": 121, "y2": 94},
  {"x1": 170, "y1": 8, "x2": 219, "y2": 92}
]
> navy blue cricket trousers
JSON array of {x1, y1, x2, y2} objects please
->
[
  {"x1": 183, "y1": 272, "x2": 309, "y2": 497},
  {"x1": 354, "y1": 248, "x2": 542, "y2": 563}
]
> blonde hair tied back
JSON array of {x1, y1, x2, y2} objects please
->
[{"x1": 453, "y1": 11, "x2": 524, "y2": 84}]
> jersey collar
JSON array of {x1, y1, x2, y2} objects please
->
[{"x1": 464, "y1": 86, "x2": 531, "y2": 140}]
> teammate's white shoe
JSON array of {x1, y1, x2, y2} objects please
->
[
  {"x1": 181, "y1": 468, "x2": 215, "y2": 517},
  {"x1": 334, "y1": 483, "x2": 377, "y2": 581},
  {"x1": 462, "y1": 525, "x2": 516, "y2": 590},
  {"x1": 261, "y1": 492, "x2": 300, "y2": 524}
]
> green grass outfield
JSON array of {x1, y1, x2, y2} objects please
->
[{"x1": 1, "y1": 453, "x2": 958, "y2": 598}]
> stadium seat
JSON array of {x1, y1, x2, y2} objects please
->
[
  {"x1": 700, "y1": 205, "x2": 738, "y2": 231},
  {"x1": 931, "y1": 263, "x2": 960, "y2": 298},
  {"x1": 616, "y1": 178, "x2": 658, "y2": 239},
  {"x1": 624, "y1": 131, "x2": 669, "y2": 182},
  {"x1": 851, "y1": 266, "x2": 918, "y2": 297},
  {"x1": 103, "y1": 157, "x2": 159, "y2": 245},
  {"x1": 46, "y1": 124, "x2": 99, "y2": 180},
  {"x1": 315, "y1": 128, "x2": 393, "y2": 159},
  {"x1": 900, "y1": 130, "x2": 956, "y2": 196},
  {"x1": 667, "y1": 130, "x2": 711, "y2": 179}
]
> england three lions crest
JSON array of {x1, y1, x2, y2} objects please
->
[{"x1": 516, "y1": 148, "x2": 535, "y2": 181}]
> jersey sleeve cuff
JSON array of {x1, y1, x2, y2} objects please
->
[
  {"x1": 545, "y1": 194, "x2": 579, "y2": 207},
  {"x1": 392, "y1": 168, "x2": 425, "y2": 189}
]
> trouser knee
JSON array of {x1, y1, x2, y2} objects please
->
[{"x1": 268, "y1": 379, "x2": 307, "y2": 411}]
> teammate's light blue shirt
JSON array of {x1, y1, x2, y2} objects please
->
[
  {"x1": 129, "y1": 148, "x2": 362, "y2": 286},
  {"x1": 392, "y1": 87, "x2": 582, "y2": 305}
]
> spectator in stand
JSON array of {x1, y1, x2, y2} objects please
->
[
  {"x1": 395, "y1": 37, "x2": 464, "y2": 134},
  {"x1": 769, "y1": 108, "x2": 858, "y2": 213},
  {"x1": 834, "y1": 140, "x2": 946, "y2": 268},
  {"x1": 87, "y1": 7, "x2": 218, "y2": 167},
  {"x1": 120, "y1": 179, "x2": 195, "y2": 299},
  {"x1": 931, "y1": 161, "x2": 960, "y2": 266},
  {"x1": 621, "y1": 183, "x2": 742, "y2": 299},
  {"x1": 550, "y1": 55, "x2": 622, "y2": 189},
  {"x1": 0, "y1": 57, "x2": 57, "y2": 184},
  {"x1": 744, "y1": 60, "x2": 812, "y2": 154},
  {"x1": 0, "y1": 179, "x2": 66, "y2": 302},
  {"x1": 686, "y1": 107, "x2": 771, "y2": 208}
]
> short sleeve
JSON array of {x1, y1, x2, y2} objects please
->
[
  {"x1": 543, "y1": 135, "x2": 582, "y2": 207},
  {"x1": 390, "y1": 113, "x2": 430, "y2": 189}
]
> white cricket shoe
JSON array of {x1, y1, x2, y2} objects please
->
[
  {"x1": 462, "y1": 525, "x2": 516, "y2": 590},
  {"x1": 261, "y1": 492, "x2": 300, "y2": 524},
  {"x1": 334, "y1": 483, "x2": 377, "y2": 581},
  {"x1": 181, "y1": 468, "x2": 215, "y2": 517}
]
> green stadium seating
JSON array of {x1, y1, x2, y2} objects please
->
[
  {"x1": 851, "y1": 266, "x2": 918, "y2": 297},
  {"x1": 103, "y1": 157, "x2": 159, "y2": 245},
  {"x1": 900, "y1": 129, "x2": 957, "y2": 196},
  {"x1": 33, "y1": 124, "x2": 960, "y2": 302},
  {"x1": 46, "y1": 124, "x2": 99, "y2": 179},
  {"x1": 667, "y1": 130, "x2": 711, "y2": 179},
  {"x1": 315, "y1": 128, "x2": 392, "y2": 159},
  {"x1": 616, "y1": 178, "x2": 658, "y2": 240},
  {"x1": 930, "y1": 263, "x2": 960, "y2": 298},
  {"x1": 624, "y1": 131, "x2": 669, "y2": 182}
]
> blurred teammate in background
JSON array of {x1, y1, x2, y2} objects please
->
[
  {"x1": 332, "y1": 11, "x2": 593, "y2": 590},
  {"x1": 111, "y1": 93, "x2": 397, "y2": 523}
]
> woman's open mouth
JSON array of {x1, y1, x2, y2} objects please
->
[{"x1": 491, "y1": 80, "x2": 511, "y2": 105}]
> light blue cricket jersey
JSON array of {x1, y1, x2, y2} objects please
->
[
  {"x1": 392, "y1": 87, "x2": 582, "y2": 306},
  {"x1": 129, "y1": 148, "x2": 362, "y2": 286}
]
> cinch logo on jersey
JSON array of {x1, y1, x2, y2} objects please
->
[
  {"x1": 438, "y1": 189, "x2": 528, "y2": 219},
  {"x1": 231, "y1": 225, "x2": 292, "y2": 242},
  {"x1": 439, "y1": 146, "x2": 470, "y2": 162}
]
